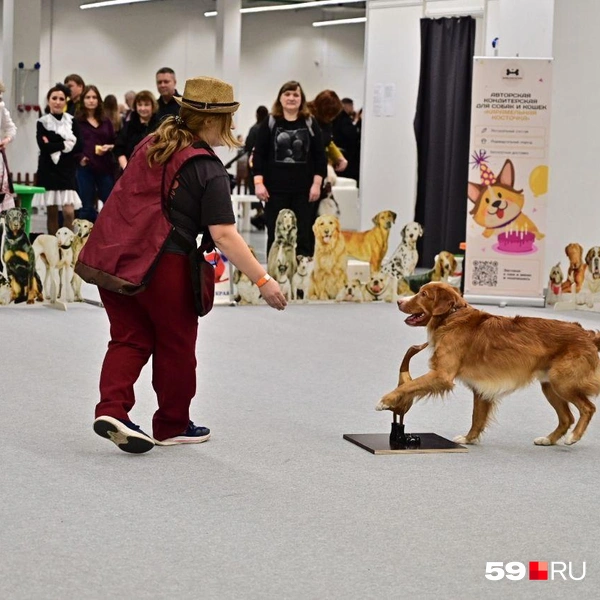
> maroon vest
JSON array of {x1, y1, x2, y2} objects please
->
[{"x1": 75, "y1": 136, "x2": 216, "y2": 294}]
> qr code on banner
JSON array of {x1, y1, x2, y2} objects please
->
[{"x1": 472, "y1": 260, "x2": 498, "y2": 287}]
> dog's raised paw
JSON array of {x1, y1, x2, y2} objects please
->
[
  {"x1": 564, "y1": 433, "x2": 579, "y2": 445},
  {"x1": 533, "y1": 436, "x2": 552, "y2": 446}
]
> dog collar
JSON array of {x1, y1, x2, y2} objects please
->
[{"x1": 487, "y1": 212, "x2": 521, "y2": 230}]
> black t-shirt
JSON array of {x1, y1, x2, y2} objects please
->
[
  {"x1": 157, "y1": 93, "x2": 181, "y2": 121},
  {"x1": 252, "y1": 116, "x2": 327, "y2": 194},
  {"x1": 163, "y1": 142, "x2": 236, "y2": 255}
]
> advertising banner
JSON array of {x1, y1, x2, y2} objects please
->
[{"x1": 464, "y1": 57, "x2": 553, "y2": 306}]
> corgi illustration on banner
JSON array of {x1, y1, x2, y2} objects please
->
[{"x1": 468, "y1": 153, "x2": 544, "y2": 254}]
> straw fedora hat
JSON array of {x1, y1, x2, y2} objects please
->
[{"x1": 175, "y1": 76, "x2": 239, "y2": 114}]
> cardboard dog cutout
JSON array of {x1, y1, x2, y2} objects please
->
[
  {"x1": 0, "y1": 208, "x2": 43, "y2": 304},
  {"x1": 468, "y1": 158, "x2": 544, "y2": 252},
  {"x1": 342, "y1": 209, "x2": 397, "y2": 272},
  {"x1": 548, "y1": 243, "x2": 600, "y2": 312}
]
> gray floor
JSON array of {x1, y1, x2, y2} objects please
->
[{"x1": 1, "y1": 285, "x2": 599, "y2": 599}]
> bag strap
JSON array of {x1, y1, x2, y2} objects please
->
[
  {"x1": 170, "y1": 228, "x2": 215, "y2": 255},
  {"x1": 159, "y1": 151, "x2": 215, "y2": 256}
]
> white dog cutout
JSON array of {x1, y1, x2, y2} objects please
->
[
  {"x1": 71, "y1": 219, "x2": 94, "y2": 301},
  {"x1": 33, "y1": 227, "x2": 76, "y2": 303},
  {"x1": 292, "y1": 255, "x2": 314, "y2": 301},
  {"x1": 382, "y1": 221, "x2": 424, "y2": 279}
]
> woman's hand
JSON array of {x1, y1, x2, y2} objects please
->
[
  {"x1": 80, "y1": 157, "x2": 89, "y2": 166},
  {"x1": 208, "y1": 223, "x2": 286, "y2": 311},
  {"x1": 259, "y1": 278, "x2": 287, "y2": 310},
  {"x1": 334, "y1": 157, "x2": 348, "y2": 172},
  {"x1": 309, "y1": 182, "x2": 322, "y2": 202},
  {"x1": 255, "y1": 182, "x2": 269, "y2": 202}
]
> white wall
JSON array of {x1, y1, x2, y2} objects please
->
[
  {"x1": 2, "y1": 0, "x2": 41, "y2": 178},
  {"x1": 498, "y1": 0, "x2": 554, "y2": 57},
  {"x1": 548, "y1": 0, "x2": 600, "y2": 267}
]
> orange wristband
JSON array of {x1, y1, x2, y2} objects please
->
[{"x1": 256, "y1": 274, "x2": 272, "y2": 288}]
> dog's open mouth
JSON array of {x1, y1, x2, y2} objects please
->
[
  {"x1": 322, "y1": 234, "x2": 332, "y2": 243},
  {"x1": 405, "y1": 312, "x2": 428, "y2": 326}
]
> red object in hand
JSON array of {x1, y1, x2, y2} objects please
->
[{"x1": 25, "y1": 105, "x2": 32, "y2": 112}]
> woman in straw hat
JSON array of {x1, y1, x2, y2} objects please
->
[{"x1": 76, "y1": 76, "x2": 287, "y2": 454}]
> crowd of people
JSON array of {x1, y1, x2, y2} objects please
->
[{"x1": 2, "y1": 70, "x2": 362, "y2": 252}]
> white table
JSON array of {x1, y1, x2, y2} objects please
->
[{"x1": 231, "y1": 194, "x2": 258, "y2": 232}]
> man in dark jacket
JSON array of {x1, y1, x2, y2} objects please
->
[{"x1": 156, "y1": 67, "x2": 181, "y2": 120}]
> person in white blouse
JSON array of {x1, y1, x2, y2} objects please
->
[{"x1": 0, "y1": 81, "x2": 17, "y2": 211}]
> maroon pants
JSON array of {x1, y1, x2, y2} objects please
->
[{"x1": 97, "y1": 253, "x2": 199, "y2": 441}]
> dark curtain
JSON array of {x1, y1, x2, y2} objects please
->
[{"x1": 413, "y1": 17, "x2": 476, "y2": 267}]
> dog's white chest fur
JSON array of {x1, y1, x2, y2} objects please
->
[{"x1": 458, "y1": 376, "x2": 523, "y2": 400}]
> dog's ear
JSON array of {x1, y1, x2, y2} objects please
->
[
  {"x1": 468, "y1": 182, "x2": 483, "y2": 204},
  {"x1": 497, "y1": 159, "x2": 516, "y2": 188},
  {"x1": 433, "y1": 255, "x2": 442, "y2": 279},
  {"x1": 401, "y1": 224, "x2": 407, "y2": 239},
  {"x1": 431, "y1": 285, "x2": 465, "y2": 315},
  {"x1": 417, "y1": 224, "x2": 424, "y2": 237},
  {"x1": 297, "y1": 254, "x2": 304, "y2": 263},
  {"x1": 20, "y1": 208, "x2": 28, "y2": 219},
  {"x1": 391, "y1": 211, "x2": 397, "y2": 222},
  {"x1": 586, "y1": 248, "x2": 594, "y2": 265}
]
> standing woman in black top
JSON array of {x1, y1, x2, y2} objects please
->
[
  {"x1": 33, "y1": 84, "x2": 83, "y2": 234},
  {"x1": 252, "y1": 81, "x2": 327, "y2": 257},
  {"x1": 114, "y1": 90, "x2": 160, "y2": 172}
]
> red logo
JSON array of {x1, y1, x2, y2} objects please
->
[{"x1": 529, "y1": 562, "x2": 548, "y2": 580}]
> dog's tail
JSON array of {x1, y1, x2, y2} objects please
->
[{"x1": 587, "y1": 330, "x2": 600, "y2": 351}]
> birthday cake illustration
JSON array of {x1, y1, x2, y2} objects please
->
[{"x1": 497, "y1": 230, "x2": 535, "y2": 253}]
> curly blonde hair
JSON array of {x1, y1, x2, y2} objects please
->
[{"x1": 146, "y1": 107, "x2": 240, "y2": 166}]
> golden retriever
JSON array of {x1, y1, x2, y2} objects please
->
[
  {"x1": 342, "y1": 210, "x2": 397, "y2": 272},
  {"x1": 309, "y1": 215, "x2": 347, "y2": 300},
  {"x1": 376, "y1": 282, "x2": 600, "y2": 446}
]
